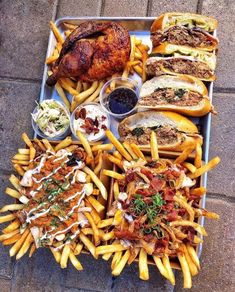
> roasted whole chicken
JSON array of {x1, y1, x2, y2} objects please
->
[{"x1": 46, "y1": 21, "x2": 131, "y2": 86}]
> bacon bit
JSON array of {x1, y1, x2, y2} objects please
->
[
  {"x1": 150, "y1": 177, "x2": 165, "y2": 191},
  {"x1": 101, "y1": 124, "x2": 107, "y2": 130},
  {"x1": 178, "y1": 208, "x2": 186, "y2": 216},
  {"x1": 166, "y1": 210, "x2": 178, "y2": 221},
  {"x1": 125, "y1": 172, "x2": 136, "y2": 183},
  {"x1": 141, "y1": 168, "x2": 154, "y2": 180},
  {"x1": 154, "y1": 238, "x2": 168, "y2": 253},
  {"x1": 75, "y1": 108, "x2": 86, "y2": 119},
  {"x1": 94, "y1": 117, "x2": 99, "y2": 127},
  {"x1": 114, "y1": 229, "x2": 141, "y2": 240},
  {"x1": 163, "y1": 188, "x2": 175, "y2": 201},
  {"x1": 81, "y1": 117, "x2": 100, "y2": 135},
  {"x1": 101, "y1": 115, "x2": 107, "y2": 121}
]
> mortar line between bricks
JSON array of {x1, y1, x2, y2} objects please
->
[
  {"x1": 100, "y1": 0, "x2": 106, "y2": 16},
  {"x1": 196, "y1": 0, "x2": 203, "y2": 13},
  {"x1": 0, "y1": 76, "x2": 41, "y2": 84},
  {"x1": 147, "y1": 0, "x2": 153, "y2": 17},
  {"x1": 207, "y1": 193, "x2": 235, "y2": 204}
]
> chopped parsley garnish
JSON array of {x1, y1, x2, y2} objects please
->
[{"x1": 132, "y1": 127, "x2": 144, "y2": 137}]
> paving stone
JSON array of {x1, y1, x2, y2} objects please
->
[
  {"x1": 175, "y1": 197, "x2": 235, "y2": 292},
  {"x1": 0, "y1": 278, "x2": 11, "y2": 292},
  {"x1": 112, "y1": 263, "x2": 173, "y2": 292},
  {"x1": 102, "y1": 0, "x2": 148, "y2": 17},
  {"x1": 57, "y1": 0, "x2": 102, "y2": 17},
  {"x1": 0, "y1": 0, "x2": 56, "y2": 80},
  {"x1": 0, "y1": 80, "x2": 40, "y2": 172},
  {"x1": 207, "y1": 93, "x2": 235, "y2": 197},
  {"x1": 11, "y1": 248, "x2": 64, "y2": 292},
  {"x1": 63, "y1": 254, "x2": 113, "y2": 291},
  {"x1": 149, "y1": 0, "x2": 198, "y2": 16},
  {"x1": 202, "y1": 0, "x2": 235, "y2": 89}
]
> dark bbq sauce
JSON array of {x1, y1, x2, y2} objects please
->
[{"x1": 108, "y1": 87, "x2": 138, "y2": 114}]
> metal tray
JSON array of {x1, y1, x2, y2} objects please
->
[{"x1": 38, "y1": 17, "x2": 216, "y2": 258}]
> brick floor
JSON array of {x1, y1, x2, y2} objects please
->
[{"x1": 0, "y1": 0, "x2": 234, "y2": 291}]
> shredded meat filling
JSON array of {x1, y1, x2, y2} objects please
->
[
  {"x1": 151, "y1": 26, "x2": 215, "y2": 48},
  {"x1": 146, "y1": 58, "x2": 213, "y2": 79},
  {"x1": 139, "y1": 88, "x2": 203, "y2": 107},
  {"x1": 119, "y1": 125, "x2": 180, "y2": 145}
]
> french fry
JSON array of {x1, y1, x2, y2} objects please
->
[
  {"x1": 85, "y1": 200, "x2": 101, "y2": 224},
  {"x1": 84, "y1": 212, "x2": 100, "y2": 246},
  {"x1": 74, "y1": 243, "x2": 83, "y2": 256},
  {"x1": 16, "y1": 232, "x2": 33, "y2": 260},
  {"x1": 18, "y1": 148, "x2": 30, "y2": 155},
  {"x1": 102, "y1": 231, "x2": 115, "y2": 241},
  {"x1": 162, "y1": 255, "x2": 176, "y2": 285},
  {"x1": 113, "y1": 181, "x2": 119, "y2": 200},
  {"x1": 5, "y1": 187, "x2": 20, "y2": 199},
  {"x1": 173, "y1": 196, "x2": 194, "y2": 221},
  {"x1": 127, "y1": 247, "x2": 140, "y2": 265},
  {"x1": 123, "y1": 142, "x2": 138, "y2": 160},
  {"x1": 54, "y1": 136, "x2": 72, "y2": 152},
  {"x1": 150, "y1": 131, "x2": 159, "y2": 160},
  {"x1": 46, "y1": 54, "x2": 59, "y2": 65},
  {"x1": 186, "y1": 243, "x2": 200, "y2": 270},
  {"x1": 0, "y1": 214, "x2": 15, "y2": 224},
  {"x1": 13, "y1": 154, "x2": 29, "y2": 161},
  {"x1": 175, "y1": 145, "x2": 195, "y2": 164},
  {"x1": 79, "y1": 232, "x2": 97, "y2": 258},
  {"x1": 74, "y1": 81, "x2": 98, "y2": 105},
  {"x1": 2, "y1": 219, "x2": 20, "y2": 234},
  {"x1": 50, "y1": 21, "x2": 64, "y2": 44},
  {"x1": 102, "y1": 251, "x2": 113, "y2": 261},
  {"x1": 60, "y1": 244, "x2": 70, "y2": 268},
  {"x1": 21, "y1": 133, "x2": 33, "y2": 148},
  {"x1": 33, "y1": 138, "x2": 46, "y2": 152},
  {"x1": 9, "y1": 174, "x2": 21, "y2": 191},
  {"x1": 178, "y1": 253, "x2": 192, "y2": 289},
  {"x1": 113, "y1": 150, "x2": 123, "y2": 160},
  {"x1": 0, "y1": 229, "x2": 19, "y2": 242},
  {"x1": 102, "y1": 169, "x2": 125, "y2": 180},
  {"x1": 181, "y1": 244, "x2": 198, "y2": 276},
  {"x1": 85, "y1": 81, "x2": 104, "y2": 103},
  {"x1": 0, "y1": 204, "x2": 24, "y2": 213},
  {"x1": 139, "y1": 248, "x2": 149, "y2": 280},
  {"x1": 130, "y1": 143, "x2": 146, "y2": 160},
  {"x1": 50, "y1": 247, "x2": 62, "y2": 263},
  {"x1": 82, "y1": 82, "x2": 89, "y2": 91},
  {"x1": 29, "y1": 243, "x2": 36, "y2": 257},
  {"x1": 87, "y1": 196, "x2": 105, "y2": 213},
  {"x1": 76, "y1": 131, "x2": 94, "y2": 166},
  {"x1": 2, "y1": 233, "x2": 21, "y2": 246},
  {"x1": 83, "y1": 166, "x2": 107, "y2": 200},
  {"x1": 42, "y1": 139, "x2": 54, "y2": 152},
  {"x1": 111, "y1": 250, "x2": 123, "y2": 270},
  {"x1": 112, "y1": 209, "x2": 123, "y2": 226},
  {"x1": 96, "y1": 244, "x2": 128, "y2": 255},
  {"x1": 112, "y1": 250, "x2": 130, "y2": 276},
  {"x1": 29, "y1": 146, "x2": 36, "y2": 161},
  {"x1": 97, "y1": 218, "x2": 113, "y2": 229},
  {"x1": 59, "y1": 79, "x2": 79, "y2": 96},
  {"x1": 190, "y1": 187, "x2": 206, "y2": 196},
  {"x1": 12, "y1": 160, "x2": 29, "y2": 166},
  {"x1": 13, "y1": 164, "x2": 25, "y2": 176},
  {"x1": 9, "y1": 229, "x2": 30, "y2": 257},
  {"x1": 92, "y1": 144, "x2": 113, "y2": 152},
  {"x1": 69, "y1": 251, "x2": 83, "y2": 270},
  {"x1": 55, "y1": 82, "x2": 71, "y2": 110},
  {"x1": 170, "y1": 220, "x2": 207, "y2": 236},
  {"x1": 153, "y1": 256, "x2": 170, "y2": 281},
  {"x1": 94, "y1": 151, "x2": 103, "y2": 175},
  {"x1": 194, "y1": 142, "x2": 202, "y2": 168},
  {"x1": 63, "y1": 22, "x2": 78, "y2": 30},
  {"x1": 183, "y1": 162, "x2": 197, "y2": 173},
  {"x1": 106, "y1": 130, "x2": 132, "y2": 161},
  {"x1": 130, "y1": 35, "x2": 136, "y2": 62},
  {"x1": 189, "y1": 157, "x2": 221, "y2": 179},
  {"x1": 107, "y1": 154, "x2": 123, "y2": 170}
]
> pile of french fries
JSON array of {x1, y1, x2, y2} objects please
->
[
  {"x1": 46, "y1": 21, "x2": 149, "y2": 112},
  {"x1": 96, "y1": 130, "x2": 220, "y2": 288},
  {"x1": 0, "y1": 133, "x2": 115, "y2": 270}
]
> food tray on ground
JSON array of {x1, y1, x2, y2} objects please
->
[{"x1": 38, "y1": 17, "x2": 217, "y2": 257}]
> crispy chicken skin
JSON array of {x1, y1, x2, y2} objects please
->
[{"x1": 46, "y1": 21, "x2": 131, "y2": 86}]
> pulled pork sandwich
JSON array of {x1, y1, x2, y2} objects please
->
[
  {"x1": 118, "y1": 111, "x2": 202, "y2": 151},
  {"x1": 138, "y1": 75, "x2": 213, "y2": 116}
]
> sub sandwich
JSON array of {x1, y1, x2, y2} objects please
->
[
  {"x1": 151, "y1": 12, "x2": 218, "y2": 33},
  {"x1": 118, "y1": 111, "x2": 202, "y2": 151},
  {"x1": 150, "y1": 13, "x2": 218, "y2": 51},
  {"x1": 146, "y1": 44, "x2": 216, "y2": 81},
  {"x1": 138, "y1": 75, "x2": 212, "y2": 116}
]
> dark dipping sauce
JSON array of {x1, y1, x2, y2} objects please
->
[{"x1": 108, "y1": 87, "x2": 138, "y2": 114}]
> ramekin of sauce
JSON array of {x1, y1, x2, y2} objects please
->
[{"x1": 100, "y1": 77, "x2": 139, "y2": 119}]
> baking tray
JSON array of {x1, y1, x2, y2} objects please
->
[{"x1": 38, "y1": 17, "x2": 216, "y2": 258}]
